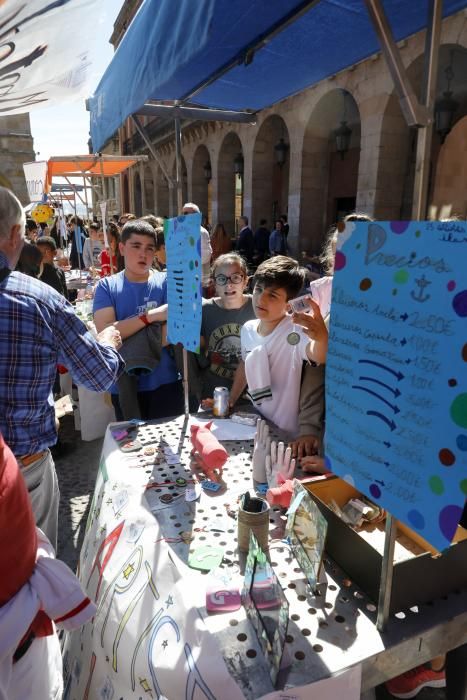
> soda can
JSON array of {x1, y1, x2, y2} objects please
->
[{"x1": 213, "y1": 386, "x2": 230, "y2": 418}]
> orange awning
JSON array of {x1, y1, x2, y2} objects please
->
[{"x1": 47, "y1": 155, "x2": 148, "y2": 180}]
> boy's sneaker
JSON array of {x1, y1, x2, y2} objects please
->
[{"x1": 386, "y1": 663, "x2": 446, "y2": 698}]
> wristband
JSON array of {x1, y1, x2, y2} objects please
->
[{"x1": 139, "y1": 313, "x2": 151, "y2": 327}]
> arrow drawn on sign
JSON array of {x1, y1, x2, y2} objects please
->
[
  {"x1": 359, "y1": 376, "x2": 401, "y2": 398},
  {"x1": 367, "y1": 410, "x2": 397, "y2": 431},
  {"x1": 358, "y1": 359, "x2": 404, "y2": 381},
  {"x1": 352, "y1": 385, "x2": 400, "y2": 414}
]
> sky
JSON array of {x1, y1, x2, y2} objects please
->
[{"x1": 29, "y1": 0, "x2": 123, "y2": 160}]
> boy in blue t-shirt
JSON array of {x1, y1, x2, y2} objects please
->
[{"x1": 93, "y1": 219, "x2": 183, "y2": 420}]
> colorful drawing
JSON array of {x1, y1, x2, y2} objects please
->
[
  {"x1": 286, "y1": 481, "x2": 327, "y2": 589},
  {"x1": 242, "y1": 533, "x2": 289, "y2": 686},
  {"x1": 165, "y1": 214, "x2": 202, "y2": 352},
  {"x1": 325, "y1": 220, "x2": 467, "y2": 550}
]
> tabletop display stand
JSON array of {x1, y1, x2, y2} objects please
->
[{"x1": 62, "y1": 415, "x2": 467, "y2": 699}]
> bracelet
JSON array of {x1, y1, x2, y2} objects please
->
[{"x1": 139, "y1": 313, "x2": 151, "y2": 327}]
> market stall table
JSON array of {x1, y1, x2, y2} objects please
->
[{"x1": 63, "y1": 415, "x2": 467, "y2": 699}]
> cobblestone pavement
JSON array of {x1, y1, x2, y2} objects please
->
[
  {"x1": 53, "y1": 415, "x2": 446, "y2": 700},
  {"x1": 54, "y1": 413, "x2": 103, "y2": 572}
]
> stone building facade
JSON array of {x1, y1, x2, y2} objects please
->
[
  {"x1": 111, "y1": 5, "x2": 467, "y2": 257},
  {"x1": 0, "y1": 114, "x2": 35, "y2": 204}
]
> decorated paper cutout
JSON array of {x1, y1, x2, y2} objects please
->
[
  {"x1": 165, "y1": 213, "x2": 202, "y2": 352},
  {"x1": 325, "y1": 221, "x2": 467, "y2": 550}
]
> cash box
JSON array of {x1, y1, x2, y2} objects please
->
[{"x1": 304, "y1": 476, "x2": 467, "y2": 614}]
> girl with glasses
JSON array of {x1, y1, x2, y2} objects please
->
[{"x1": 198, "y1": 253, "x2": 255, "y2": 405}]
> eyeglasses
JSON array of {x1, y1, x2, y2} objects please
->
[{"x1": 214, "y1": 273, "x2": 244, "y2": 286}]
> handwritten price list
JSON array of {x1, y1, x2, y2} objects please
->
[
  {"x1": 165, "y1": 213, "x2": 202, "y2": 352},
  {"x1": 325, "y1": 221, "x2": 467, "y2": 550}
]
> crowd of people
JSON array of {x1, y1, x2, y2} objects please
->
[{"x1": 0, "y1": 186, "x2": 453, "y2": 699}]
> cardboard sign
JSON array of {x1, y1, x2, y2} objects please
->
[
  {"x1": 165, "y1": 214, "x2": 202, "y2": 352},
  {"x1": 325, "y1": 221, "x2": 467, "y2": 551}
]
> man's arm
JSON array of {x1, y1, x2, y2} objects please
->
[
  {"x1": 94, "y1": 304, "x2": 167, "y2": 340},
  {"x1": 54, "y1": 299, "x2": 124, "y2": 392}
]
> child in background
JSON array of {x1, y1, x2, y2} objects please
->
[
  {"x1": 83, "y1": 222, "x2": 104, "y2": 270},
  {"x1": 230, "y1": 256, "x2": 327, "y2": 437},
  {"x1": 99, "y1": 223, "x2": 122, "y2": 277}
]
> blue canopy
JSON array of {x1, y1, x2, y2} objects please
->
[{"x1": 89, "y1": 0, "x2": 467, "y2": 151}]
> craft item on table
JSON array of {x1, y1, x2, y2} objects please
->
[
  {"x1": 111, "y1": 428, "x2": 128, "y2": 442},
  {"x1": 146, "y1": 477, "x2": 195, "y2": 490},
  {"x1": 119, "y1": 439, "x2": 142, "y2": 453},
  {"x1": 340, "y1": 497, "x2": 385, "y2": 529},
  {"x1": 266, "y1": 478, "x2": 295, "y2": 508},
  {"x1": 188, "y1": 546, "x2": 224, "y2": 571},
  {"x1": 230, "y1": 411, "x2": 258, "y2": 426},
  {"x1": 242, "y1": 533, "x2": 289, "y2": 685},
  {"x1": 185, "y1": 483, "x2": 202, "y2": 502},
  {"x1": 252, "y1": 418, "x2": 271, "y2": 483},
  {"x1": 206, "y1": 582, "x2": 241, "y2": 612},
  {"x1": 285, "y1": 481, "x2": 328, "y2": 590},
  {"x1": 190, "y1": 421, "x2": 228, "y2": 480},
  {"x1": 265, "y1": 441, "x2": 296, "y2": 488},
  {"x1": 238, "y1": 492, "x2": 270, "y2": 552},
  {"x1": 202, "y1": 480, "x2": 222, "y2": 493},
  {"x1": 159, "y1": 493, "x2": 182, "y2": 504}
]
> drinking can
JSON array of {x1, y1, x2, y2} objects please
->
[{"x1": 213, "y1": 386, "x2": 230, "y2": 418}]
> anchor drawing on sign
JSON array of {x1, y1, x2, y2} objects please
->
[{"x1": 411, "y1": 274, "x2": 431, "y2": 302}]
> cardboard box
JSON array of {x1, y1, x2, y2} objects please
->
[{"x1": 304, "y1": 477, "x2": 467, "y2": 614}]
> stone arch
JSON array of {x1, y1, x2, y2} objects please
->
[
  {"x1": 251, "y1": 115, "x2": 290, "y2": 232},
  {"x1": 431, "y1": 114, "x2": 467, "y2": 218},
  {"x1": 143, "y1": 164, "x2": 155, "y2": 214},
  {"x1": 377, "y1": 43, "x2": 467, "y2": 219},
  {"x1": 217, "y1": 131, "x2": 243, "y2": 236},
  {"x1": 191, "y1": 144, "x2": 211, "y2": 225},
  {"x1": 134, "y1": 171, "x2": 142, "y2": 217},
  {"x1": 299, "y1": 88, "x2": 361, "y2": 254}
]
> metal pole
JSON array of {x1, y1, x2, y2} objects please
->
[
  {"x1": 71, "y1": 186, "x2": 82, "y2": 274},
  {"x1": 174, "y1": 115, "x2": 189, "y2": 415},
  {"x1": 131, "y1": 115, "x2": 174, "y2": 186},
  {"x1": 412, "y1": 0, "x2": 443, "y2": 220},
  {"x1": 174, "y1": 116, "x2": 184, "y2": 214},
  {"x1": 376, "y1": 514, "x2": 397, "y2": 632},
  {"x1": 82, "y1": 174, "x2": 90, "y2": 223}
]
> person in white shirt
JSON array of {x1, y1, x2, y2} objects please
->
[{"x1": 230, "y1": 256, "x2": 327, "y2": 437}]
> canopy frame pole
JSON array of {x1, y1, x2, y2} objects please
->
[
  {"x1": 131, "y1": 115, "x2": 174, "y2": 187},
  {"x1": 363, "y1": 0, "x2": 430, "y2": 128},
  {"x1": 81, "y1": 174, "x2": 90, "y2": 223},
  {"x1": 70, "y1": 185, "x2": 82, "y2": 274},
  {"x1": 412, "y1": 0, "x2": 443, "y2": 219},
  {"x1": 174, "y1": 114, "x2": 190, "y2": 417},
  {"x1": 63, "y1": 176, "x2": 87, "y2": 209},
  {"x1": 376, "y1": 514, "x2": 397, "y2": 631}
]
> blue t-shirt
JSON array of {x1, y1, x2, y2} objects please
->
[{"x1": 93, "y1": 270, "x2": 178, "y2": 393}]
